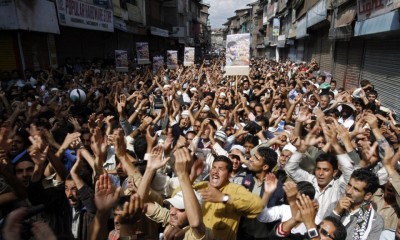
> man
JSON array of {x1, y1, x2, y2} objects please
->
[
  {"x1": 228, "y1": 145, "x2": 248, "y2": 184},
  {"x1": 330, "y1": 80, "x2": 338, "y2": 96},
  {"x1": 272, "y1": 144, "x2": 296, "y2": 183},
  {"x1": 192, "y1": 156, "x2": 264, "y2": 240},
  {"x1": 319, "y1": 94, "x2": 330, "y2": 111},
  {"x1": 14, "y1": 157, "x2": 34, "y2": 187},
  {"x1": 338, "y1": 103, "x2": 356, "y2": 130},
  {"x1": 285, "y1": 142, "x2": 354, "y2": 224},
  {"x1": 258, "y1": 181, "x2": 315, "y2": 228},
  {"x1": 324, "y1": 169, "x2": 384, "y2": 240},
  {"x1": 238, "y1": 147, "x2": 284, "y2": 240},
  {"x1": 172, "y1": 110, "x2": 191, "y2": 145},
  {"x1": 146, "y1": 148, "x2": 213, "y2": 239},
  {"x1": 226, "y1": 41, "x2": 238, "y2": 66}
]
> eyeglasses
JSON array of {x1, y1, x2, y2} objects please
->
[{"x1": 317, "y1": 224, "x2": 335, "y2": 240}]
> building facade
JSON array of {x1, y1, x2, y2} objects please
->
[{"x1": 0, "y1": 0, "x2": 211, "y2": 72}]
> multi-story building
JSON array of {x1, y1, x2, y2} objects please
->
[
  {"x1": 0, "y1": 0, "x2": 210, "y2": 72},
  {"x1": 210, "y1": 28, "x2": 225, "y2": 52}
]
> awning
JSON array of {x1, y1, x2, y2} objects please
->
[
  {"x1": 307, "y1": 0, "x2": 327, "y2": 27},
  {"x1": 328, "y1": 25, "x2": 352, "y2": 40},
  {"x1": 296, "y1": 16, "x2": 308, "y2": 39},
  {"x1": 335, "y1": 5, "x2": 356, "y2": 28},
  {"x1": 355, "y1": 10, "x2": 400, "y2": 36},
  {"x1": 288, "y1": 24, "x2": 297, "y2": 39}
]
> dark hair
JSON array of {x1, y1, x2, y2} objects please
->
[
  {"x1": 360, "y1": 80, "x2": 371, "y2": 87},
  {"x1": 227, "y1": 41, "x2": 237, "y2": 48},
  {"x1": 255, "y1": 115, "x2": 269, "y2": 128},
  {"x1": 353, "y1": 98, "x2": 365, "y2": 108},
  {"x1": 364, "y1": 102, "x2": 377, "y2": 113},
  {"x1": 257, "y1": 147, "x2": 277, "y2": 171},
  {"x1": 323, "y1": 216, "x2": 347, "y2": 240},
  {"x1": 316, "y1": 153, "x2": 338, "y2": 170},
  {"x1": 213, "y1": 155, "x2": 233, "y2": 173},
  {"x1": 297, "y1": 181, "x2": 316, "y2": 200},
  {"x1": 366, "y1": 89, "x2": 378, "y2": 97},
  {"x1": 66, "y1": 174, "x2": 73, "y2": 181},
  {"x1": 133, "y1": 136, "x2": 147, "y2": 160},
  {"x1": 350, "y1": 168, "x2": 379, "y2": 195},
  {"x1": 244, "y1": 135, "x2": 259, "y2": 147}
]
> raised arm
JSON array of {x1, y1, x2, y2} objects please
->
[{"x1": 174, "y1": 148, "x2": 206, "y2": 238}]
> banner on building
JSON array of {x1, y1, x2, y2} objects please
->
[
  {"x1": 153, "y1": 56, "x2": 164, "y2": 73},
  {"x1": 136, "y1": 42, "x2": 150, "y2": 64},
  {"x1": 357, "y1": 0, "x2": 394, "y2": 21},
  {"x1": 55, "y1": 0, "x2": 113, "y2": 32},
  {"x1": 184, "y1": 47, "x2": 195, "y2": 66},
  {"x1": 115, "y1": 50, "x2": 128, "y2": 72},
  {"x1": 225, "y1": 33, "x2": 250, "y2": 76},
  {"x1": 0, "y1": 0, "x2": 60, "y2": 34},
  {"x1": 167, "y1": 50, "x2": 178, "y2": 69}
]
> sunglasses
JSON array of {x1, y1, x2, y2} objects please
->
[{"x1": 317, "y1": 224, "x2": 335, "y2": 240}]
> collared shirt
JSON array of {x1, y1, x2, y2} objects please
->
[
  {"x1": 192, "y1": 181, "x2": 264, "y2": 240},
  {"x1": 285, "y1": 151, "x2": 354, "y2": 223},
  {"x1": 146, "y1": 202, "x2": 214, "y2": 240},
  {"x1": 251, "y1": 176, "x2": 263, "y2": 196},
  {"x1": 372, "y1": 188, "x2": 399, "y2": 230},
  {"x1": 71, "y1": 208, "x2": 81, "y2": 239}
]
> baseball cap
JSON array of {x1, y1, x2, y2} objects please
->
[{"x1": 164, "y1": 190, "x2": 202, "y2": 209}]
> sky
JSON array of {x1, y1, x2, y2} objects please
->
[{"x1": 203, "y1": 0, "x2": 254, "y2": 29}]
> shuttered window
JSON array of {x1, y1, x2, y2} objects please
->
[
  {"x1": 333, "y1": 41, "x2": 348, "y2": 87},
  {"x1": 361, "y1": 39, "x2": 400, "y2": 113}
]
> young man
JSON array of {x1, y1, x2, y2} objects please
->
[
  {"x1": 146, "y1": 148, "x2": 213, "y2": 240},
  {"x1": 324, "y1": 169, "x2": 384, "y2": 240},
  {"x1": 285, "y1": 148, "x2": 354, "y2": 223},
  {"x1": 194, "y1": 155, "x2": 264, "y2": 240}
]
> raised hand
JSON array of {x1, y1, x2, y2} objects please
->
[
  {"x1": 296, "y1": 106, "x2": 310, "y2": 123},
  {"x1": 147, "y1": 145, "x2": 169, "y2": 171},
  {"x1": 94, "y1": 174, "x2": 121, "y2": 212},
  {"x1": 363, "y1": 113, "x2": 378, "y2": 130},
  {"x1": 68, "y1": 117, "x2": 81, "y2": 132},
  {"x1": 283, "y1": 181, "x2": 298, "y2": 202},
  {"x1": 0, "y1": 127, "x2": 11, "y2": 152},
  {"x1": 116, "y1": 94, "x2": 127, "y2": 115},
  {"x1": 174, "y1": 148, "x2": 193, "y2": 177},
  {"x1": 29, "y1": 145, "x2": 49, "y2": 167},
  {"x1": 145, "y1": 126, "x2": 157, "y2": 151},
  {"x1": 296, "y1": 194, "x2": 317, "y2": 226},
  {"x1": 115, "y1": 193, "x2": 143, "y2": 224},
  {"x1": 112, "y1": 129, "x2": 127, "y2": 159},
  {"x1": 90, "y1": 127, "x2": 107, "y2": 160},
  {"x1": 264, "y1": 173, "x2": 278, "y2": 195},
  {"x1": 61, "y1": 132, "x2": 81, "y2": 150}
]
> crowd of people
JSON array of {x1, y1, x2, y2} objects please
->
[{"x1": 0, "y1": 55, "x2": 399, "y2": 240}]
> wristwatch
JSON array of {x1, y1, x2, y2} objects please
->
[
  {"x1": 222, "y1": 194, "x2": 230, "y2": 203},
  {"x1": 307, "y1": 228, "x2": 319, "y2": 238}
]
